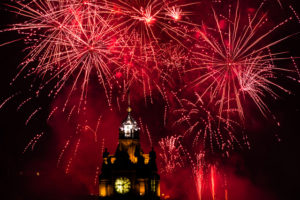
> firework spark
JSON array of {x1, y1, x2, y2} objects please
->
[
  {"x1": 158, "y1": 135, "x2": 184, "y2": 174},
  {"x1": 23, "y1": 132, "x2": 44, "y2": 154},
  {"x1": 167, "y1": 6, "x2": 181, "y2": 21},
  {"x1": 101, "y1": 0, "x2": 195, "y2": 60},
  {"x1": 210, "y1": 165, "x2": 216, "y2": 200},
  {"x1": 173, "y1": 92, "x2": 242, "y2": 153},
  {"x1": 2, "y1": 0, "x2": 126, "y2": 110},
  {"x1": 158, "y1": 43, "x2": 189, "y2": 82},
  {"x1": 1, "y1": 0, "x2": 196, "y2": 110},
  {"x1": 190, "y1": 1, "x2": 294, "y2": 120},
  {"x1": 192, "y1": 153, "x2": 205, "y2": 200}
]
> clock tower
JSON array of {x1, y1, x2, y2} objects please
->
[{"x1": 98, "y1": 106, "x2": 160, "y2": 200}]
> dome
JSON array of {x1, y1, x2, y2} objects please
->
[{"x1": 119, "y1": 107, "x2": 140, "y2": 138}]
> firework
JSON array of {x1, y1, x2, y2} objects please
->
[
  {"x1": 65, "y1": 138, "x2": 81, "y2": 174},
  {"x1": 23, "y1": 132, "x2": 44, "y2": 154},
  {"x1": 0, "y1": 1, "x2": 299, "y2": 199},
  {"x1": 173, "y1": 92, "x2": 242, "y2": 153},
  {"x1": 276, "y1": 0, "x2": 283, "y2": 7},
  {"x1": 210, "y1": 165, "x2": 216, "y2": 200},
  {"x1": 57, "y1": 139, "x2": 70, "y2": 167},
  {"x1": 158, "y1": 43, "x2": 189, "y2": 83},
  {"x1": 192, "y1": 153, "x2": 205, "y2": 200},
  {"x1": 1, "y1": 0, "x2": 195, "y2": 112},
  {"x1": 2, "y1": 0, "x2": 126, "y2": 110},
  {"x1": 190, "y1": 153, "x2": 226, "y2": 200},
  {"x1": 105, "y1": 0, "x2": 196, "y2": 104},
  {"x1": 25, "y1": 107, "x2": 42, "y2": 125},
  {"x1": 158, "y1": 135, "x2": 184, "y2": 174},
  {"x1": 114, "y1": 40, "x2": 161, "y2": 104},
  {"x1": 101, "y1": 0, "x2": 196, "y2": 61},
  {"x1": 190, "y1": 1, "x2": 294, "y2": 120},
  {"x1": 0, "y1": 92, "x2": 21, "y2": 110}
]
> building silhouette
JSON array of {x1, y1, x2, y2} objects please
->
[{"x1": 98, "y1": 106, "x2": 160, "y2": 200}]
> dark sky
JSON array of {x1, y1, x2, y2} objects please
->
[{"x1": 0, "y1": 1, "x2": 300, "y2": 200}]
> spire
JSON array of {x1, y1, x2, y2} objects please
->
[
  {"x1": 119, "y1": 91, "x2": 140, "y2": 139},
  {"x1": 127, "y1": 90, "x2": 132, "y2": 113}
]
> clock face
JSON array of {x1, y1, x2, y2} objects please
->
[{"x1": 115, "y1": 177, "x2": 131, "y2": 194}]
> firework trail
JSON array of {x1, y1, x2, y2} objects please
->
[
  {"x1": 276, "y1": 0, "x2": 283, "y2": 8},
  {"x1": 210, "y1": 165, "x2": 216, "y2": 200},
  {"x1": 190, "y1": 153, "x2": 224, "y2": 200},
  {"x1": 57, "y1": 139, "x2": 70, "y2": 167},
  {"x1": 192, "y1": 153, "x2": 205, "y2": 200},
  {"x1": 47, "y1": 106, "x2": 58, "y2": 121},
  {"x1": 173, "y1": 92, "x2": 242, "y2": 154},
  {"x1": 94, "y1": 138, "x2": 105, "y2": 187},
  {"x1": 65, "y1": 138, "x2": 81, "y2": 174},
  {"x1": 114, "y1": 43, "x2": 166, "y2": 104},
  {"x1": 0, "y1": 92, "x2": 21, "y2": 110},
  {"x1": 158, "y1": 135, "x2": 184, "y2": 174},
  {"x1": 25, "y1": 107, "x2": 42, "y2": 125},
  {"x1": 159, "y1": 137, "x2": 226, "y2": 200},
  {"x1": 23, "y1": 132, "x2": 44, "y2": 154},
  {"x1": 161, "y1": 141, "x2": 224, "y2": 200},
  {"x1": 289, "y1": 5, "x2": 300, "y2": 24},
  {"x1": 158, "y1": 43, "x2": 189, "y2": 82},
  {"x1": 190, "y1": 1, "x2": 294, "y2": 121}
]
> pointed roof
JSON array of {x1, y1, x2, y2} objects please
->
[{"x1": 119, "y1": 105, "x2": 140, "y2": 138}]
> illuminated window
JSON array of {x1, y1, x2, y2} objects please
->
[
  {"x1": 139, "y1": 181, "x2": 145, "y2": 195},
  {"x1": 99, "y1": 184, "x2": 107, "y2": 197},
  {"x1": 124, "y1": 124, "x2": 133, "y2": 137},
  {"x1": 151, "y1": 179, "x2": 156, "y2": 192}
]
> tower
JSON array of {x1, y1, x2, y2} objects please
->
[{"x1": 98, "y1": 106, "x2": 160, "y2": 200}]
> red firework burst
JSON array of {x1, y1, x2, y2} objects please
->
[
  {"x1": 101, "y1": 0, "x2": 196, "y2": 60},
  {"x1": 2, "y1": 1, "x2": 129, "y2": 110},
  {"x1": 189, "y1": 1, "x2": 294, "y2": 120},
  {"x1": 158, "y1": 135, "x2": 185, "y2": 174},
  {"x1": 173, "y1": 92, "x2": 243, "y2": 154}
]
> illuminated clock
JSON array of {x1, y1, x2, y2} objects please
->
[{"x1": 115, "y1": 177, "x2": 131, "y2": 194}]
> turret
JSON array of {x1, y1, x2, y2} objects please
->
[{"x1": 119, "y1": 106, "x2": 140, "y2": 139}]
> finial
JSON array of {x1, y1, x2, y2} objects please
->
[{"x1": 127, "y1": 90, "x2": 131, "y2": 113}]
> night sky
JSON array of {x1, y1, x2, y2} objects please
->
[{"x1": 0, "y1": 1, "x2": 300, "y2": 200}]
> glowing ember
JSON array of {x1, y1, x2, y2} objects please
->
[{"x1": 166, "y1": 6, "x2": 182, "y2": 21}]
